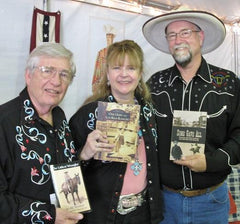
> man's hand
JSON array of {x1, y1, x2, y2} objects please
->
[
  {"x1": 173, "y1": 153, "x2": 207, "y2": 172},
  {"x1": 55, "y1": 208, "x2": 83, "y2": 224}
]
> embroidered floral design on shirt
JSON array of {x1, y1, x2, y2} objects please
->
[
  {"x1": 151, "y1": 128, "x2": 157, "y2": 146},
  {"x1": 15, "y1": 100, "x2": 75, "y2": 185},
  {"x1": 24, "y1": 99, "x2": 35, "y2": 121},
  {"x1": 143, "y1": 104, "x2": 152, "y2": 121},
  {"x1": 58, "y1": 120, "x2": 76, "y2": 161},
  {"x1": 87, "y1": 108, "x2": 98, "y2": 130},
  {"x1": 22, "y1": 201, "x2": 52, "y2": 223}
]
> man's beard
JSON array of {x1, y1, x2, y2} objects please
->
[{"x1": 172, "y1": 44, "x2": 192, "y2": 67}]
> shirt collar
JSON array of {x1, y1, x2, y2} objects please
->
[
  {"x1": 19, "y1": 87, "x2": 39, "y2": 125},
  {"x1": 106, "y1": 93, "x2": 143, "y2": 105},
  {"x1": 169, "y1": 57, "x2": 212, "y2": 86},
  {"x1": 19, "y1": 87, "x2": 64, "y2": 128}
]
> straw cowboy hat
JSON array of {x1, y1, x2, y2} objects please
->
[{"x1": 142, "y1": 10, "x2": 226, "y2": 54}]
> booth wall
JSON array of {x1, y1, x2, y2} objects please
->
[{"x1": 0, "y1": 0, "x2": 237, "y2": 119}]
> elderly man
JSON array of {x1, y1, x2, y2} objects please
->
[
  {"x1": 0, "y1": 42, "x2": 83, "y2": 223},
  {"x1": 143, "y1": 11, "x2": 240, "y2": 224}
]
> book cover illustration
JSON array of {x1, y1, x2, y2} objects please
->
[
  {"x1": 50, "y1": 161, "x2": 91, "y2": 213},
  {"x1": 170, "y1": 110, "x2": 207, "y2": 160},
  {"x1": 94, "y1": 101, "x2": 140, "y2": 163}
]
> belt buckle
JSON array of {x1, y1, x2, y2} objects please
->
[{"x1": 117, "y1": 194, "x2": 139, "y2": 215}]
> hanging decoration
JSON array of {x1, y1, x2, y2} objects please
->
[{"x1": 29, "y1": 7, "x2": 61, "y2": 52}]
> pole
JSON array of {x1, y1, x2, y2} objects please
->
[{"x1": 43, "y1": 0, "x2": 48, "y2": 11}]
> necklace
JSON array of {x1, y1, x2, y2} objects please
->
[{"x1": 130, "y1": 129, "x2": 143, "y2": 176}]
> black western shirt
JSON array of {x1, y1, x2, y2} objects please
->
[
  {"x1": 147, "y1": 58, "x2": 240, "y2": 190},
  {"x1": 0, "y1": 88, "x2": 77, "y2": 223},
  {"x1": 69, "y1": 94, "x2": 163, "y2": 224}
]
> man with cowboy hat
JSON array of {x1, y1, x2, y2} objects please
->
[{"x1": 143, "y1": 10, "x2": 240, "y2": 223}]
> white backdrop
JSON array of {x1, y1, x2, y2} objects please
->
[{"x1": 0, "y1": 0, "x2": 238, "y2": 120}]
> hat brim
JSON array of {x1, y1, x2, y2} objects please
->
[{"x1": 142, "y1": 11, "x2": 226, "y2": 54}]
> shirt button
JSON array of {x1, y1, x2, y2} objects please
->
[
  {"x1": 149, "y1": 197, "x2": 153, "y2": 201},
  {"x1": 149, "y1": 180, "x2": 152, "y2": 184},
  {"x1": 111, "y1": 209, "x2": 115, "y2": 213},
  {"x1": 142, "y1": 129, "x2": 146, "y2": 132},
  {"x1": 147, "y1": 163, "x2": 151, "y2": 167},
  {"x1": 119, "y1": 174, "x2": 123, "y2": 179},
  {"x1": 146, "y1": 146, "x2": 150, "y2": 149},
  {"x1": 115, "y1": 192, "x2": 119, "y2": 196},
  {"x1": 49, "y1": 130, "x2": 53, "y2": 134}
]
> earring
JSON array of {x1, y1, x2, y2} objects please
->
[{"x1": 107, "y1": 80, "x2": 110, "y2": 86}]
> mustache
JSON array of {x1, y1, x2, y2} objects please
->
[{"x1": 173, "y1": 43, "x2": 190, "y2": 50}]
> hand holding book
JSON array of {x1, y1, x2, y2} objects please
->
[
  {"x1": 173, "y1": 153, "x2": 207, "y2": 172},
  {"x1": 80, "y1": 129, "x2": 115, "y2": 160}
]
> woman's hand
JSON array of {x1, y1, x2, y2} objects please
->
[{"x1": 80, "y1": 130, "x2": 115, "y2": 160}]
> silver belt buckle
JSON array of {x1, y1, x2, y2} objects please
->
[{"x1": 117, "y1": 193, "x2": 144, "y2": 215}]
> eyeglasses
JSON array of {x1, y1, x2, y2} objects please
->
[
  {"x1": 34, "y1": 66, "x2": 73, "y2": 83},
  {"x1": 166, "y1": 29, "x2": 200, "y2": 41}
]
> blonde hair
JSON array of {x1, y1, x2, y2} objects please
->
[{"x1": 84, "y1": 39, "x2": 151, "y2": 105}]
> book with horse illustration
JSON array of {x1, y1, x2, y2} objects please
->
[
  {"x1": 50, "y1": 161, "x2": 91, "y2": 213},
  {"x1": 94, "y1": 101, "x2": 140, "y2": 163}
]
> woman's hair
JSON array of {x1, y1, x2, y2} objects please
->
[
  {"x1": 25, "y1": 42, "x2": 76, "y2": 78},
  {"x1": 84, "y1": 39, "x2": 151, "y2": 105}
]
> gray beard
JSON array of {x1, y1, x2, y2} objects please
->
[
  {"x1": 172, "y1": 44, "x2": 192, "y2": 67},
  {"x1": 174, "y1": 51, "x2": 192, "y2": 67}
]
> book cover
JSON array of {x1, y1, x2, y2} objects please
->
[
  {"x1": 94, "y1": 101, "x2": 140, "y2": 163},
  {"x1": 170, "y1": 110, "x2": 207, "y2": 160},
  {"x1": 50, "y1": 161, "x2": 91, "y2": 213}
]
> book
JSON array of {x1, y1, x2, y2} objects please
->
[
  {"x1": 50, "y1": 161, "x2": 91, "y2": 213},
  {"x1": 170, "y1": 110, "x2": 207, "y2": 160},
  {"x1": 94, "y1": 101, "x2": 140, "y2": 163}
]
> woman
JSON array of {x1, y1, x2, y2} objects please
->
[{"x1": 70, "y1": 40, "x2": 163, "y2": 224}]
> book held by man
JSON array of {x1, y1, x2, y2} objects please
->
[
  {"x1": 94, "y1": 101, "x2": 140, "y2": 163},
  {"x1": 170, "y1": 110, "x2": 207, "y2": 160},
  {"x1": 50, "y1": 161, "x2": 91, "y2": 213}
]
